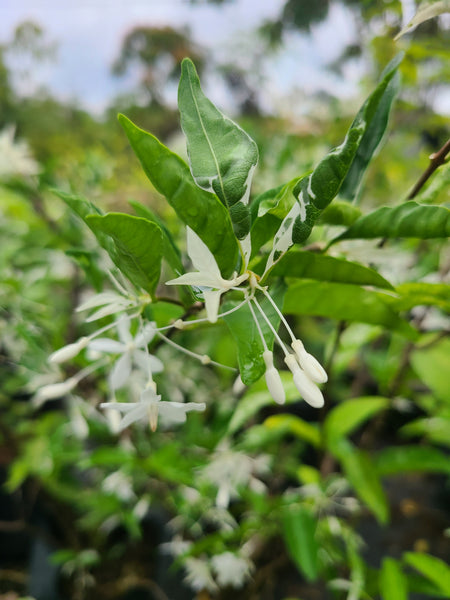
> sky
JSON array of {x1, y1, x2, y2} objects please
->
[{"x1": 0, "y1": 0, "x2": 364, "y2": 115}]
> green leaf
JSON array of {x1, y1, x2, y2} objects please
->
[
  {"x1": 400, "y1": 415, "x2": 450, "y2": 447},
  {"x1": 264, "y1": 414, "x2": 322, "y2": 447},
  {"x1": 380, "y1": 558, "x2": 408, "y2": 600},
  {"x1": 129, "y1": 200, "x2": 183, "y2": 275},
  {"x1": 413, "y1": 162, "x2": 450, "y2": 205},
  {"x1": 318, "y1": 200, "x2": 362, "y2": 226},
  {"x1": 86, "y1": 213, "x2": 163, "y2": 295},
  {"x1": 403, "y1": 552, "x2": 450, "y2": 596},
  {"x1": 411, "y1": 338, "x2": 450, "y2": 403},
  {"x1": 223, "y1": 281, "x2": 286, "y2": 385},
  {"x1": 267, "y1": 251, "x2": 394, "y2": 290},
  {"x1": 265, "y1": 56, "x2": 403, "y2": 266},
  {"x1": 283, "y1": 280, "x2": 417, "y2": 339},
  {"x1": 375, "y1": 445, "x2": 450, "y2": 476},
  {"x1": 178, "y1": 58, "x2": 259, "y2": 239},
  {"x1": 118, "y1": 113, "x2": 238, "y2": 277},
  {"x1": 324, "y1": 397, "x2": 389, "y2": 446},
  {"x1": 333, "y1": 202, "x2": 450, "y2": 243},
  {"x1": 339, "y1": 60, "x2": 400, "y2": 202},
  {"x1": 394, "y1": 282, "x2": 450, "y2": 312},
  {"x1": 332, "y1": 438, "x2": 389, "y2": 523},
  {"x1": 281, "y1": 505, "x2": 319, "y2": 582}
]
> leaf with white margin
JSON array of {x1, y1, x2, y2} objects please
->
[
  {"x1": 178, "y1": 58, "x2": 259, "y2": 241},
  {"x1": 262, "y1": 54, "x2": 403, "y2": 276},
  {"x1": 395, "y1": 0, "x2": 450, "y2": 40}
]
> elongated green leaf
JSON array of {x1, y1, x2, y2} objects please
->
[
  {"x1": 223, "y1": 281, "x2": 286, "y2": 385},
  {"x1": 413, "y1": 162, "x2": 450, "y2": 205},
  {"x1": 178, "y1": 58, "x2": 259, "y2": 239},
  {"x1": 129, "y1": 200, "x2": 183, "y2": 275},
  {"x1": 334, "y1": 202, "x2": 450, "y2": 243},
  {"x1": 400, "y1": 415, "x2": 450, "y2": 447},
  {"x1": 324, "y1": 397, "x2": 389, "y2": 446},
  {"x1": 394, "y1": 282, "x2": 450, "y2": 312},
  {"x1": 380, "y1": 558, "x2": 408, "y2": 600},
  {"x1": 404, "y1": 553, "x2": 450, "y2": 596},
  {"x1": 333, "y1": 438, "x2": 389, "y2": 523},
  {"x1": 281, "y1": 505, "x2": 319, "y2": 581},
  {"x1": 264, "y1": 56, "x2": 403, "y2": 270},
  {"x1": 318, "y1": 200, "x2": 362, "y2": 226},
  {"x1": 339, "y1": 64, "x2": 400, "y2": 202},
  {"x1": 374, "y1": 445, "x2": 450, "y2": 476},
  {"x1": 283, "y1": 280, "x2": 417, "y2": 339},
  {"x1": 86, "y1": 213, "x2": 163, "y2": 295},
  {"x1": 267, "y1": 251, "x2": 394, "y2": 290},
  {"x1": 264, "y1": 414, "x2": 321, "y2": 447},
  {"x1": 118, "y1": 113, "x2": 238, "y2": 277}
]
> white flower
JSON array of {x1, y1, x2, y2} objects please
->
[
  {"x1": 76, "y1": 290, "x2": 141, "y2": 322},
  {"x1": 33, "y1": 377, "x2": 78, "y2": 407},
  {"x1": 211, "y1": 552, "x2": 254, "y2": 589},
  {"x1": 102, "y1": 471, "x2": 135, "y2": 501},
  {"x1": 166, "y1": 227, "x2": 248, "y2": 323},
  {"x1": 100, "y1": 386, "x2": 206, "y2": 432},
  {"x1": 291, "y1": 339, "x2": 327, "y2": 384},
  {"x1": 183, "y1": 557, "x2": 218, "y2": 593},
  {"x1": 263, "y1": 350, "x2": 286, "y2": 405},
  {"x1": 89, "y1": 317, "x2": 163, "y2": 391},
  {"x1": 49, "y1": 337, "x2": 90, "y2": 364},
  {"x1": 285, "y1": 353, "x2": 324, "y2": 408},
  {"x1": 0, "y1": 126, "x2": 39, "y2": 179}
]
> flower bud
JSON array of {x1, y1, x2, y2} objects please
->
[
  {"x1": 291, "y1": 339, "x2": 327, "y2": 384},
  {"x1": 263, "y1": 350, "x2": 286, "y2": 405},
  {"x1": 48, "y1": 337, "x2": 89, "y2": 364},
  {"x1": 284, "y1": 354, "x2": 324, "y2": 408},
  {"x1": 33, "y1": 377, "x2": 78, "y2": 407}
]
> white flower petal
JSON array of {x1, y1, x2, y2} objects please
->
[
  {"x1": 76, "y1": 292, "x2": 127, "y2": 311},
  {"x1": 133, "y1": 350, "x2": 164, "y2": 374},
  {"x1": 109, "y1": 352, "x2": 132, "y2": 390},
  {"x1": 116, "y1": 316, "x2": 133, "y2": 344},
  {"x1": 88, "y1": 338, "x2": 125, "y2": 354},
  {"x1": 186, "y1": 226, "x2": 222, "y2": 277},
  {"x1": 166, "y1": 272, "x2": 222, "y2": 288},
  {"x1": 48, "y1": 337, "x2": 89, "y2": 364},
  {"x1": 33, "y1": 378, "x2": 78, "y2": 407},
  {"x1": 159, "y1": 401, "x2": 206, "y2": 425},
  {"x1": 118, "y1": 405, "x2": 148, "y2": 430},
  {"x1": 134, "y1": 322, "x2": 157, "y2": 347},
  {"x1": 203, "y1": 289, "x2": 222, "y2": 323},
  {"x1": 100, "y1": 402, "x2": 140, "y2": 413}
]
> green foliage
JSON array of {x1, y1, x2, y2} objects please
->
[{"x1": 281, "y1": 505, "x2": 319, "y2": 581}]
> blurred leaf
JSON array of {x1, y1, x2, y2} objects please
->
[
  {"x1": 267, "y1": 251, "x2": 394, "y2": 289},
  {"x1": 413, "y1": 162, "x2": 450, "y2": 205},
  {"x1": 283, "y1": 280, "x2": 417, "y2": 339},
  {"x1": 86, "y1": 213, "x2": 163, "y2": 296},
  {"x1": 411, "y1": 338, "x2": 450, "y2": 402},
  {"x1": 324, "y1": 397, "x2": 389, "y2": 445},
  {"x1": 380, "y1": 558, "x2": 408, "y2": 600},
  {"x1": 281, "y1": 505, "x2": 319, "y2": 581},
  {"x1": 333, "y1": 202, "x2": 450, "y2": 243},
  {"x1": 318, "y1": 200, "x2": 362, "y2": 226},
  {"x1": 375, "y1": 445, "x2": 450, "y2": 476},
  {"x1": 118, "y1": 113, "x2": 238, "y2": 277},
  {"x1": 395, "y1": 1, "x2": 450, "y2": 39},
  {"x1": 178, "y1": 58, "x2": 258, "y2": 239},
  {"x1": 400, "y1": 415, "x2": 450, "y2": 447},
  {"x1": 403, "y1": 552, "x2": 450, "y2": 595},
  {"x1": 394, "y1": 282, "x2": 450, "y2": 312},
  {"x1": 332, "y1": 438, "x2": 389, "y2": 523},
  {"x1": 223, "y1": 281, "x2": 285, "y2": 385},
  {"x1": 264, "y1": 414, "x2": 322, "y2": 447}
]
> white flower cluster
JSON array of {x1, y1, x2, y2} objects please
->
[
  {"x1": 37, "y1": 225, "x2": 327, "y2": 431},
  {"x1": 183, "y1": 551, "x2": 254, "y2": 593},
  {"x1": 168, "y1": 227, "x2": 327, "y2": 409},
  {"x1": 0, "y1": 126, "x2": 40, "y2": 180}
]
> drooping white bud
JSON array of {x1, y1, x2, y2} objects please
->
[
  {"x1": 291, "y1": 339, "x2": 328, "y2": 384},
  {"x1": 48, "y1": 337, "x2": 89, "y2": 364},
  {"x1": 33, "y1": 377, "x2": 78, "y2": 407},
  {"x1": 263, "y1": 350, "x2": 286, "y2": 405},
  {"x1": 284, "y1": 354, "x2": 324, "y2": 408}
]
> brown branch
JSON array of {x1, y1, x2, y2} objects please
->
[{"x1": 407, "y1": 138, "x2": 450, "y2": 200}]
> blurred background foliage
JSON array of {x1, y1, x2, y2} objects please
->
[{"x1": 0, "y1": 0, "x2": 449, "y2": 599}]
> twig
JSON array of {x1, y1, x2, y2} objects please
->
[{"x1": 407, "y1": 138, "x2": 450, "y2": 200}]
